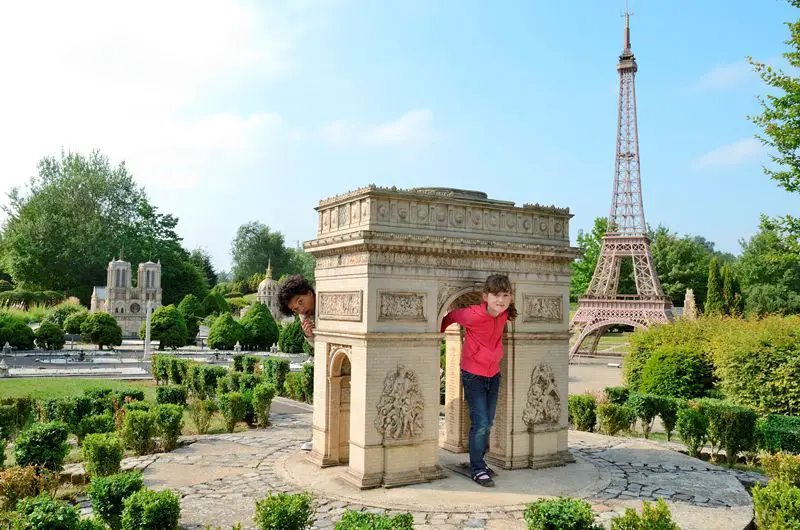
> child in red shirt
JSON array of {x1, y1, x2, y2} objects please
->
[{"x1": 440, "y1": 274, "x2": 516, "y2": 487}]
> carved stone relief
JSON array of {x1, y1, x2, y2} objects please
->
[
  {"x1": 522, "y1": 363, "x2": 561, "y2": 428},
  {"x1": 522, "y1": 294, "x2": 563, "y2": 323},
  {"x1": 374, "y1": 365, "x2": 425, "y2": 440},
  {"x1": 378, "y1": 292, "x2": 426, "y2": 322},
  {"x1": 318, "y1": 291, "x2": 363, "y2": 322}
]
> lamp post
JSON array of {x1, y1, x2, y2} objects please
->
[{"x1": 143, "y1": 301, "x2": 152, "y2": 362}]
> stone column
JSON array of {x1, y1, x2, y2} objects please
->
[{"x1": 440, "y1": 323, "x2": 469, "y2": 453}]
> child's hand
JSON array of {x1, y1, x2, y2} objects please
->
[{"x1": 301, "y1": 319, "x2": 315, "y2": 337}]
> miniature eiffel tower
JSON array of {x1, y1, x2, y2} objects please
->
[{"x1": 569, "y1": 10, "x2": 673, "y2": 361}]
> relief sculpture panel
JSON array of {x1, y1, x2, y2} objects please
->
[
  {"x1": 318, "y1": 291, "x2": 363, "y2": 322},
  {"x1": 374, "y1": 365, "x2": 425, "y2": 440},
  {"x1": 378, "y1": 292, "x2": 426, "y2": 322},
  {"x1": 522, "y1": 363, "x2": 562, "y2": 428},
  {"x1": 521, "y1": 294, "x2": 563, "y2": 323}
]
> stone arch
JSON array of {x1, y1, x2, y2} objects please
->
[
  {"x1": 570, "y1": 319, "x2": 648, "y2": 360},
  {"x1": 436, "y1": 284, "x2": 484, "y2": 328},
  {"x1": 325, "y1": 347, "x2": 352, "y2": 466}
]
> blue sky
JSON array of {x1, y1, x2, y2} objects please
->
[{"x1": 1, "y1": 0, "x2": 798, "y2": 271}]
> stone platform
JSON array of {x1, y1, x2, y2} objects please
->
[{"x1": 111, "y1": 407, "x2": 759, "y2": 530}]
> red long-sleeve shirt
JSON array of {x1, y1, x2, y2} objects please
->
[{"x1": 440, "y1": 302, "x2": 508, "y2": 377}]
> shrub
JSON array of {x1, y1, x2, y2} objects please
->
[
  {"x1": 154, "y1": 404, "x2": 184, "y2": 451},
  {"x1": 121, "y1": 487, "x2": 181, "y2": 530},
  {"x1": 218, "y1": 392, "x2": 245, "y2": 433},
  {"x1": 0, "y1": 313, "x2": 36, "y2": 350},
  {"x1": 278, "y1": 318, "x2": 305, "y2": 354},
  {"x1": 639, "y1": 345, "x2": 715, "y2": 399},
  {"x1": 233, "y1": 354, "x2": 245, "y2": 372},
  {"x1": 523, "y1": 497, "x2": 601, "y2": 530},
  {"x1": 81, "y1": 312, "x2": 123, "y2": 350},
  {"x1": 116, "y1": 389, "x2": 145, "y2": 403},
  {"x1": 603, "y1": 386, "x2": 629, "y2": 405},
  {"x1": 239, "y1": 373, "x2": 264, "y2": 393},
  {"x1": 156, "y1": 385, "x2": 188, "y2": 407},
  {"x1": 208, "y1": 313, "x2": 244, "y2": 350},
  {"x1": 568, "y1": 394, "x2": 596, "y2": 432},
  {"x1": 0, "y1": 466, "x2": 58, "y2": 511},
  {"x1": 152, "y1": 355, "x2": 170, "y2": 385},
  {"x1": 84, "y1": 387, "x2": 115, "y2": 415},
  {"x1": 0, "y1": 397, "x2": 35, "y2": 434},
  {"x1": 240, "y1": 303, "x2": 279, "y2": 352},
  {"x1": 177, "y1": 294, "x2": 203, "y2": 343},
  {"x1": 189, "y1": 399, "x2": 216, "y2": 435},
  {"x1": 284, "y1": 373, "x2": 304, "y2": 402},
  {"x1": 626, "y1": 393, "x2": 662, "y2": 438},
  {"x1": 88, "y1": 472, "x2": 145, "y2": 530},
  {"x1": 301, "y1": 364, "x2": 314, "y2": 404},
  {"x1": 14, "y1": 421, "x2": 70, "y2": 471},
  {"x1": 77, "y1": 413, "x2": 115, "y2": 443},
  {"x1": 121, "y1": 410, "x2": 156, "y2": 456},
  {"x1": 597, "y1": 403, "x2": 633, "y2": 436},
  {"x1": 254, "y1": 383, "x2": 277, "y2": 428},
  {"x1": 656, "y1": 396, "x2": 681, "y2": 442},
  {"x1": 34, "y1": 321, "x2": 66, "y2": 350},
  {"x1": 83, "y1": 432, "x2": 125, "y2": 477},
  {"x1": 242, "y1": 390, "x2": 256, "y2": 427},
  {"x1": 761, "y1": 453, "x2": 800, "y2": 487},
  {"x1": 717, "y1": 404, "x2": 758, "y2": 466},
  {"x1": 15, "y1": 493, "x2": 80, "y2": 530},
  {"x1": 140, "y1": 305, "x2": 187, "y2": 350},
  {"x1": 609, "y1": 498, "x2": 679, "y2": 530},
  {"x1": 43, "y1": 303, "x2": 85, "y2": 328},
  {"x1": 39, "y1": 395, "x2": 93, "y2": 433},
  {"x1": 758, "y1": 415, "x2": 800, "y2": 454},
  {"x1": 243, "y1": 355, "x2": 260, "y2": 374},
  {"x1": 166, "y1": 357, "x2": 188, "y2": 386},
  {"x1": 254, "y1": 491, "x2": 314, "y2": 530},
  {"x1": 263, "y1": 358, "x2": 290, "y2": 395},
  {"x1": 752, "y1": 480, "x2": 800, "y2": 530},
  {"x1": 124, "y1": 401, "x2": 153, "y2": 413},
  {"x1": 0, "y1": 404, "x2": 17, "y2": 441},
  {"x1": 676, "y1": 406, "x2": 708, "y2": 458},
  {"x1": 64, "y1": 310, "x2": 89, "y2": 335},
  {"x1": 334, "y1": 510, "x2": 414, "y2": 529}
]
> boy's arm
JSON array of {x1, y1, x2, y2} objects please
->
[{"x1": 440, "y1": 307, "x2": 472, "y2": 332}]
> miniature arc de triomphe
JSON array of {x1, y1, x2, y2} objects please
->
[{"x1": 304, "y1": 186, "x2": 579, "y2": 489}]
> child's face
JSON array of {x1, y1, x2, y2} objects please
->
[
  {"x1": 483, "y1": 291, "x2": 512, "y2": 317},
  {"x1": 288, "y1": 292, "x2": 316, "y2": 316}
]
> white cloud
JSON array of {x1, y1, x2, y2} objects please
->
[
  {"x1": 0, "y1": 0, "x2": 314, "y2": 194},
  {"x1": 692, "y1": 138, "x2": 765, "y2": 169},
  {"x1": 695, "y1": 61, "x2": 754, "y2": 91},
  {"x1": 319, "y1": 109, "x2": 437, "y2": 149}
]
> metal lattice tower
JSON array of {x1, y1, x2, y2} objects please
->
[{"x1": 569, "y1": 10, "x2": 673, "y2": 361}]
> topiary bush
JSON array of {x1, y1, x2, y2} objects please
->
[
  {"x1": 254, "y1": 491, "x2": 314, "y2": 530},
  {"x1": 38, "y1": 395, "x2": 92, "y2": 433},
  {"x1": 626, "y1": 393, "x2": 662, "y2": 439},
  {"x1": 284, "y1": 373, "x2": 304, "y2": 402},
  {"x1": 139, "y1": 305, "x2": 187, "y2": 351},
  {"x1": 81, "y1": 312, "x2": 123, "y2": 350},
  {"x1": 14, "y1": 421, "x2": 70, "y2": 471},
  {"x1": 656, "y1": 396, "x2": 681, "y2": 442},
  {"x1": 218, "y1": 392, "x2": 245, "y2": 433},
  {"x1": 208, "y1": 313, "x2": 244, "y2": 350},
  {"x1": 596, "y1": 404, "x2": 633, "y2": 436},
  {"x1": 568, "y1": 394, "x2": 596, "y2": 432},
  {"x1": 121, "y1": 410, "x2": 156, "y2": 456},
  {"x1": 752, "y1": 479, "x2": 800, "y2": 530},
  {"x1": 639, "y1": 344, "x2": 715, "y2": 399},
  {"x1": 152, "y1": 355, "x2": 170, "y2": 385},
  {"x1": 334, "y1": 510, "x2": 414, "y2": 529},
  {"x1": 240, "y1": 303, "x2": 279, "y2": 352},
  {"x1": 77, "y1": 413, "x2": 115, "y2": 443},
  {"x1": 676, "y1": 405, "x2": 708, "y2": 458},
  {"x1": 603, "y1": 386, "x2": 629, "y2": 405},
  {"x1": 0, "y1": 466, "x2": 59, "y2": 511},
  {"x1": 717, "y1": 404, "x2": 758, "y2": 466},
  {"x1": 82, "y1": 432, "x2": 125, "y2": 477},
  {"x1": 0, "y1": 313, "x2": 36, "y2": 350},
  {"x1": 14, "y1": 493, "x2": 81, "y2": 530},
  {"x1": 153, "y1": 404, "x2": 184, "y2": 451},
  {"x1": 233, "y1": 354, "x2": 245, "y2": 372},
  {"x1": 0, "y1": 404, "x2": 17, "y2": 442},
  {"x1": 156, "y1": 385, "x2": 188, "y2": 407},
  {"x1": 253, "y1": 383, "x2": 277, "y2": 428},
  {"x1": 189, "y1": 398, "x2": 216, "y2": 435},
  {"x1": 120, "y1": 487, "x2": 181, "y2": 530},
  {"x1": 263, "y1": 358, "x2": 290, "y2": 395},
  {"x1": 0, "y1": 397, "x2": 35, "y2": 434},
  {"x1": 63, "y1": 309, "x2": 89, "y2": 335},
  {"x1": 43, "y1": 303, "x2": 85, "y2": 328},
  {"x1": 758, "y1": 415, "x2": 800, "y2": 454},
  {"x1": 34, "y1": 321, "x2": 66, "y2": 350},
  {"x1": 609, "y1": 498, "x2": 679, "y2": 530},
  {"x1": 88, "y1": 471, "x2": 145, "y2": 530},
  {"x1": 301, "y1": 364, "x2": 314, "y2": 404},
  {"x1": 278, "y1": 318, "x2": 306, "y2": 354},
  {"x1": 523, "y1": 497, "x2": 601, "y2": 530},
  {"x1": 762, "y1": 453, "x2": 800, "y2": 487}
]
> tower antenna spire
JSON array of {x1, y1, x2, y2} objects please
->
[{"x1": 624, "y1": 1, "x2": 632, "y2": 50}]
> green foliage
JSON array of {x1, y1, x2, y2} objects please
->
[
  {"x1": 152, "y1": 355, "x2": 169, "y2": 385},
  {"x1": 188, "y1": 398, "x2": 216, "y2": 435},
  {"x1": 738, "y1": 222, "x2": 800, "y2": 317},
  {"x1": 758, "y1": 415, "x2": 800, "y2": 454},
  {"x1": 240, "y1": 303, "x2": 279, "y2": 351},
  {"x1": 63, "y1": 309, "x2": 89, "y2": 334},
  {"x1": 185, "y1": 363, "x2": 228, "y2": 400},
  {"x1": 648, "y1": 227, "x2": 718, "y2": 308},
  {"x1": 156, "y1": 385, "x2": 187, "y2": 407},
  {"x1": 721, "y1": 265, "x2": 743, "y2": 316},
  {"x1": 140, "y1": 305, "x2": 187, "y2": 350},
  {"x1": 301, "y1": 364, "x2": 314, "y2": 404},
  {"x1": 597, "y1": 404, "x2": 633, "y2": 436},
  {"x1": 218, "y1": 392, "x2": 245, "y2": 433},
  {"x1": 253, "y1": 491, "x2": 314, "y2": 530},
  {"x1": 284, "y1": 373, "x2": 304, "y2": 402},
  {"x1": 121, "y1": 487, "x2": 181, "y2": 530},
  {"x1": 81, "y1": 312, "x2": 123, "y2": 350},
  {"x1": 656, "y1": 396, "x2": 681, "y2": 442},
  {"x1": 14, "y1": 421, "x2": 70, "y2": 471},
  {"x1": 0, "y1": 397, "x2": 35, "y2": 435},
  {"x1": 0, "y1": 291, "x2": 65, "y2": 311},
  {"x1": 208, "y1": 313, "x2": 245, "y2": 350},
  {"x1": 34, "y1": 321, "x2": 65, "y2": 350},
  {"x1": 15, "y1": 493, "x2": 81, "y2": 530},
  {"x1": 77, "y1": 413, "x2": 115, "y2": 442},
  {"x1": 232, "y1": 354, "x2": 245, "y2": 372},
  {"x1": 603, "y1": 386, "x2": 629, "y2": 405},
  {"x1": 162, "y1": 357, "x2": 188, "y2": 386},
  {"x1": 609, "y1": 498, "x2": 679, "y2": 530},
  {"x1": 263, "y1": 358, "x2": 290, "y2": 395},
  {"x1": 639, "y1": 345, "x2": 715, "y2": 399},
  {"x1": 202, "y1": 293, "x2": 230, "y2": 317},
  {"x1": 153, "y1": 404, "x2": 184, "y2": 451},
  {"x1": 0, "y1": 405, "x2": 15, "y2": 442},
  {"x1": 523, "y1": 497, "x2": 601, "y2": 530},
  {"x1": 88, "y1": 471, "x2": 145, "y2": 530},
  {"x1": 39, "y1": 396, "x2": 92, "y2": 433},
  {"x1": 0, "y1": 313, "x2": 35, "y2": 350},
  {"x1": 704, "y1": 257, "x2": 724, "y2": 316},
  {"x1": 253, "y1": 383, "x2": 277, "y2": 428},
  {"x1": 121, "y1": 410, "x2": 156, "y2": 456},
  {"x1": 762, "y1": 453, "x2": 800, "y2": 487},
  {"x1": 745, "y1": 283, "x2": 800, "y2": 317},
  {"x1": 626, "y1": 393, "x2": 662, "y2": 438},
  {"x1": 752, "y1": 480, "x2": 800, "y2": 530},
  {"x1": 231, "y1": 222, "x2": 292, "y2": 282},
  {"x1": 334, "y1": 511, "x2": 414, "y2": 530},
  {"x1": 189, "y1": 248, "x2": 218, "y2": 288},
  {"x1": 568, "y1": 394, "x2": 596, "y2": 432},
  {"x1": 279, "y1": 318, "x2": 306, "y2": 354},
  {"x1": 0, "y1": 466, "x2": 59, "y2": 511},
  {"x1": 177, "y1": 294, "x2": 203, "y2": 342},
  {"x1": 43, "y1": 303, "x2": 85, "y2": 328},
  {"x1": 0, "y1": 280, "x2": 11, "y2": 292},
  {"x1": 83, "y1": 432, "x2": 125, "y2": 477},
  {"x1": 676, "y1": 405, "x2": 708, "y2": 458}
]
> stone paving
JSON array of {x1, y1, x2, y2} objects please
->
[{"x1": 69, "y1": 408, "x2": 761, "y2": 530}]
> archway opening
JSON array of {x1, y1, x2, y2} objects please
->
[{"x1": 327, "y1": 351, "x2": 351, "y2": 465}]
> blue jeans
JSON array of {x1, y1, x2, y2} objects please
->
[{"x1": 461, "y1": 369, "x2": 501, "y2": 474}]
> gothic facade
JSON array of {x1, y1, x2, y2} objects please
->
[{"x1": 90, "y1": 259, "x2": 162, "y2": 337}]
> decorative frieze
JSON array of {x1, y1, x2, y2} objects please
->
[
  {"x1": 521, "y1": 294, "x2": 563, "y2": 323},
  {"x1": 377, "y1": 291, "x2": 426, "y2": 322},
  {"x1": 522, "y1": 363, "x2": 562, "y2": 427},
  {"x1": 374, "y1": 365, "x2": 425, "y2": 440},
  {"x1": 318, "y1": 291, "x2": 363, "y2": 322}
]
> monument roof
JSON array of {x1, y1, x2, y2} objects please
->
[{"x1": 93, "y1": 287, "x2": 107, "y2": 300}]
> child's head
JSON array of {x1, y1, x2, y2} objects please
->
[
  {"x1": 482, "y1": 274, "x2": 516, "y2": 318},
  {"x1": 278, "y1": 275, "x2": 316, "y2": 317}
]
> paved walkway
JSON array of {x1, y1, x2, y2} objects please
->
[{"x1": 69, "y1": 405, "x2": 761, "y2": 530}]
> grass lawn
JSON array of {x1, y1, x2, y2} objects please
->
[{"x1": 0, "y1": 378, "x2": 157, "y2": 402}]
